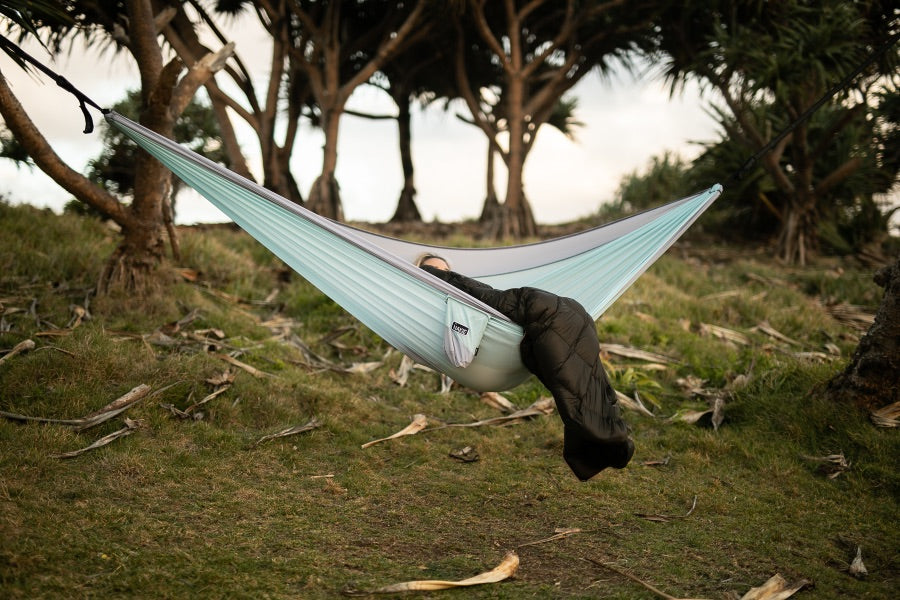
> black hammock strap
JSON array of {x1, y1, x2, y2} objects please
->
[{"x1": 0, "y1": 34, "x2": 107, "y2": 134}]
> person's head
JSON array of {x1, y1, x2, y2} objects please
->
[{"x1": 416, "y1": 253, "x2": 450, "y2": 271}]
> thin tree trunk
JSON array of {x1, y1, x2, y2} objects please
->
[
  {"x1": 390, "y1": 97, "x2": 421, "y2": 222},
  {"x1": 306, "y1": 109, "x2": 343, "y2": 220}
]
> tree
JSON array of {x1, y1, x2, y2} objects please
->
[
  {"x1": 825, "y1": 254, "x2": 900, "y2": 410},
  {"x1": 651, "y1": 0, "x2": 899, "y2": 264},
  {"x1": 453, "y1": 0, "x2": 656, "y2": 239},
  {"x1": 162, "y1": 0, "x2": 309, "y2": 206},
  {"x1": 0, "y1": 0, "x2": 233, "y2": 292},
  {"x1": 286, "y1": 0, "x2": 432, "y2": 220},
  {"x1": 80, "y1": 89, "x2": 226, "y2": 216}
]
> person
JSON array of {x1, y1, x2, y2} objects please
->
[{"x1": 418, "y1": 255, "x2": 634, "y2": 480}]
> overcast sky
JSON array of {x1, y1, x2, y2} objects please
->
[{"x1": 0, "y1": 19, "x2": 722, "y2": 225}]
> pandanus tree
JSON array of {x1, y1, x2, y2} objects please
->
[
  {"x1": 452, "y1": 0, "x2": 657, "y2": 239},
  {"x1": 162, "y1": 0, "x2": 310, "y2": 206},
  {"x1": 285, "y1": 0, "x2": 432, "y2": 220},
  {"x1": 0, "y1": 0, "x2": 233, "y2": 292},
  {"x1": 651, "y1": 0, "x2": 899, "y2": 265}
]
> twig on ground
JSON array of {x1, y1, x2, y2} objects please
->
[
  {"x1": 517, "y1": 528, "x2": 582, "y2": 549},
  {"x1": 584, "y1": 557, "x2": 709, "y2": 600},
  {"x1": 635, "y1": 495, "x2": 698, "y2": 522}
]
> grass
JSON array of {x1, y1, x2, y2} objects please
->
[{"x1": 1, "y1": 201, "x2": 897, "y2": 599}]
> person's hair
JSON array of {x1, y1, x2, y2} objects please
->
[{"x1": 415, "y1": 253, "x2": 451, "y2": 269}]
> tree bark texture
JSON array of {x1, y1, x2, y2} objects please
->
[
  {"x1": 390, "y1": 98, "x2": 421, "y2": 222},
  {"x1": 826, "y1": 255, "x2": 900, "y2": 410}
]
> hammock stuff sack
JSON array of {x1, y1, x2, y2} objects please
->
[{"x1": 105, "y1": 111, "x2": 721, "y2": 392}]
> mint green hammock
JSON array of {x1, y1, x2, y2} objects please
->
[{"x1": 106, "y1": 112, "x2": 721, "y2": 392}]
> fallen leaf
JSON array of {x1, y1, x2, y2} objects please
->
[
  {"x1": 390, "y1": 354, "x2": 416, "y2": 386},
  {"x1": 848, "y1": 546, "x2": 867, "y2": 578},
  {"x1": 206, "y1": 370, "x2": 236, "y2": 387},
  {"x1": 600, "y1": 343, "x2": 677, "y2": 363},
  {"x1": 448, "y1": 445, "x2": 479, "y2": 463},
  {"x1": 361, "y1": 551, "x2": 518, "y2": 594},
  {"x1": 753, "y1": 321, "x2": 801, "y2": 346},
  {"x1": 616, "y1": 390, "x2": 655, "y2": 417},
  {"x1": 443, "y1": 397, "x2": 554, "y2": 429},
  {"x1": 0, "y1": 338, "x2": 36, "y2": 366},
  {"x1": 870, "y1": 401, "x2": 900, "y2": 428},
  {"x1": 481, "y1": 391, "x2": 517, "y2": 413},
  {"x1": 362, "y1": 414, "x2": 428, "y2": 449},
  {"x1": 51, "y1": 418, "x2": 142, "y2": 459},
  {"x1": 214, "y1": 353, "x2": 272, "y2": 378},
  {"x1": 700, "y1": 323, "x2": 750, "y2": 345},
  {"x1": 802, "y1": 453, "x2": 851, "y2": 479},
  {"x1": 252, "y1": 417, "x2": 322, "y2": 447},
  {"x1": 345, "y1": 361, "x2": 382, "y2": 374},
  {"x1": 740, "y1": 574, "x2": 810, "y2": 600}
]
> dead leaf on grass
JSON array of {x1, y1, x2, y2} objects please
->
[
  {"x1": 252, "y1": 417, "x2": 322, "y2": 447},
  {"x1": 352, "y1": 551, "x2": 519, "y2": 595},
  {"x1": 669, "y1": 397, "x2": 724, "y2": 430},
  {"x1": 870, "y1": 401, "x2": 900, "y2": 427},
  {"x1": 390, "y1": 354, "x2": 416, "y2": 386},
  {"x1": 361, "y1": 413, "x2": 428, "y2": 449},
  {"x1": 600, "y1": 343, "x2": 677, "y2": 364},
  {"x1": 753, "y1": 321, "x2": 801, "y2": 346},
  {"x1": 699, "y1": 323, "x2": 750, "y2": 346},
  {"x1": 848, "y1": 546, "x2": 867, "y2": 578},
  {"x1": 442, "y1": 397, "x2": 555, "y2": 429},
  {"x1": 802, "y1": 453, "x2": 851, "y2": 479},
  {"x1": 481, "y1": 391, "x2": 518, "y2": 413},
  {"x1": 448, "y1": 445, "x2": 479, "y2": 463},
  {"x1": 739, "y1": 574, "x2": 810, "y2": 600},
  {"x1": 616, "y1": 390, "x2": 655, "y2": 417},
  {"x1": 0, "y1": 338, "x2": 36, "y2": 366},
  {"x1": 214, "y1": 353, "x2": 272, "y2": 378},
  {"x1": 185, "y1": 384, "x2": 231, "y2": 414},
  {"x1": 1, "y1": 384, "x2": 151, "y2": 431},
  {"x1": 345, "y1": 361, "x2": 382, "y2": 374},
  {"x1": 51, "y1": 418, "x2": 142, "y2": 459}
]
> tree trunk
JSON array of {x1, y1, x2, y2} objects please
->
[
  {"x1": 825, "y1": 255, "x2": 900, "y2": 410},
  {"x1": 306, "y1": 109, "x2": 343, "y2": 220},
  {"x1": 479, "y1": 140, "x2": 501, "y2": 236},
  {"x1": 390, "y1": 98, "x2": 421, "y2": 222},
  {"x1": 777, "y1": 190, "x2": 817, "y2": 266},
  {"x1": 98, "y1": 220, "x2": 168, "y2": 294}
]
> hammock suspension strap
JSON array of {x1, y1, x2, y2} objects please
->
[{"x1": 0, "y1": 34, "x2": 108, "y2": 134}]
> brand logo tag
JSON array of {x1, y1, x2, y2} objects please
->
[{"x1": 451, "y1": 321, "x2": 469, "y2": 335}]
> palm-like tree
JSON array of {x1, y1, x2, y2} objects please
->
[{"x1": 0, "y1": 0, "x2": 233, "y2": 291}]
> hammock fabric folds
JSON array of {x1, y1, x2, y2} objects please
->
[{"x1": 105, "y1": 111, "x2": 721, "y2": 392}]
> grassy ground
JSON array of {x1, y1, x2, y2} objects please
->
[{"x1": 1, "y1": 202, "x2": 897, "y2": 599}]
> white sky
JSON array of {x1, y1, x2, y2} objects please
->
[{"x1": 0, "y1": 18, "x2": 721, "y2": 225}]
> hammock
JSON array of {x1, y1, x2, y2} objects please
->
[{"x1": 105, "y1": 111, "x2": 721, "y2": 392}]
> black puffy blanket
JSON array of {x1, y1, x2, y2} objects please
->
[{"x1": 424, "y1": 266, "x2": 634, "y2": 480}]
